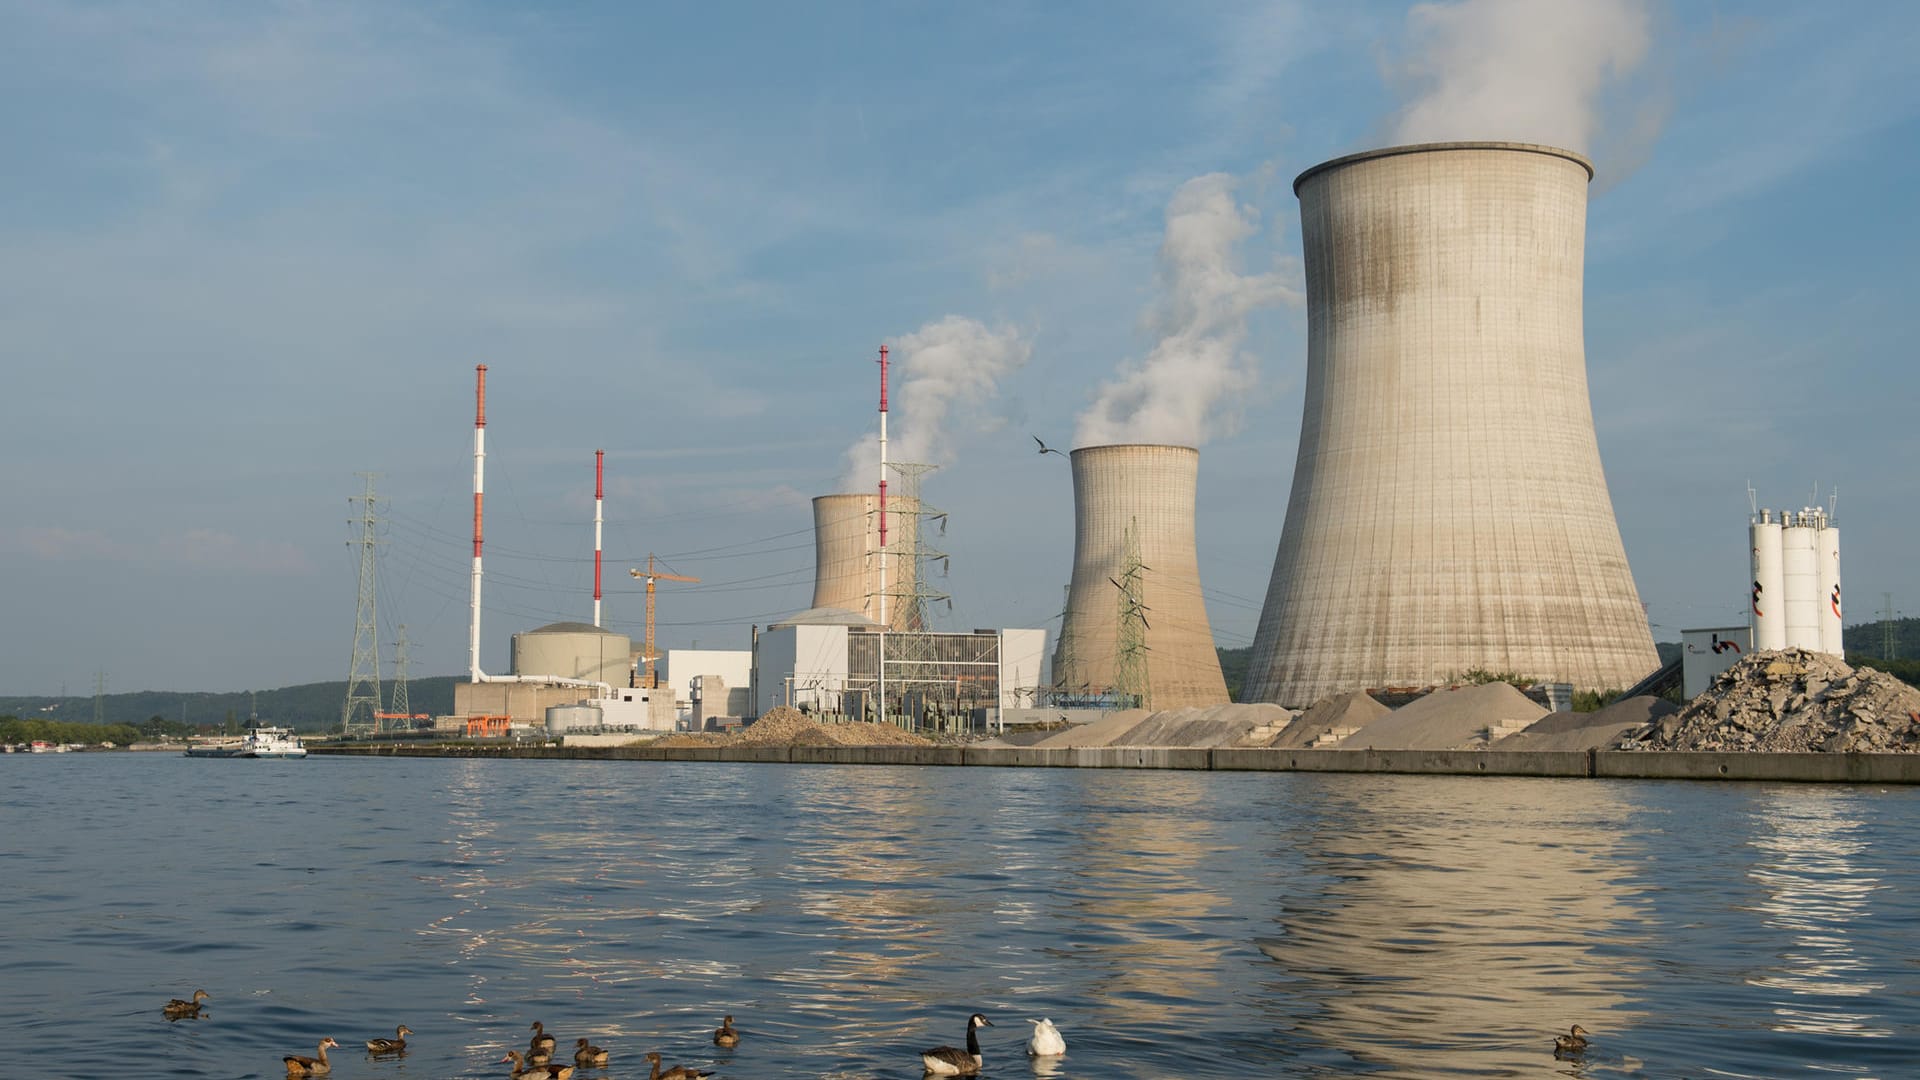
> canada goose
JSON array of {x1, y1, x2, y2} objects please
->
[
  {"x1": 366, "y1": 1024, "x2": 413, "y2": 1054},
  {"x1": 501, "y1": 1049, "x2": 576, "y2": 1080},
  {"x1": 644, "y1": 1050, "x2": 713, "y2": 1080},
  {"x1": 1026, "y1": 1017, "x2": 1065, "y2": 1057},
  {"x1": 529, "y1": 1021, "x2": 559, "y2": 1062},
  {"x1": 163, "y1": 989, "x2": 210, "y2": 1019},
  {"x1": 284, "y1": 1037, "x2": 339, "y2": 1076},
  {"x1": 712, "y1": 1015, "x2": 739, "y2": 1049},
  {"x1": 573, "y1": 1037, "x2": 609, "y2": 1067},
  {"x1": 1554, "y1": 1024, "x2": 1591, "y2": 1056},
  {"x1": 921, "y1": 1013, "x2": 992, "y2": 1076}
]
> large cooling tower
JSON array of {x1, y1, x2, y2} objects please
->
[
  {"x1": 811, "y1": 493, "x2": 919, "y2": 630},
  {"x1": 1053, "y1": 444, "x2": 1229, "y2": 709},
  {"x1": 1248, "y1": 142, "x2": 1658, "y2": 707}
]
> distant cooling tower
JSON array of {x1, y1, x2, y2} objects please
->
[
  {"x1": 1053, "y1": 444, "x2": 1229, "y2": 709},
  {"x1": 1248, "y1": 142, "x2": 1658, "y2": 707},
  {"x1": 811, "y1": 493, "x2": 919, "y2": 630}
]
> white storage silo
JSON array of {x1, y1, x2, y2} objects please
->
[
  {"x1": 1815, "y1": 512, "x2": 1843, "y2": 655},
  {"x1": 1780, "y1": 512, "x2": 1820, "y2": 651},
  {"x1": 1749, "y1": 511, "x2": 1785, "y2": 651}
]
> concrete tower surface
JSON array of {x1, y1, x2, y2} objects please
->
[
  {"x1": 811, "y1": 493, "x2": 919, "y2": 631},
  {"x1": 1054, "y1": 444, "x2": 1230, "y2": 709},
  {"x1": 1248, "y1": 142, "x2": 1657, "y2": 707}
]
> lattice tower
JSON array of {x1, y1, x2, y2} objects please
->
[
  {"x1": 1112, "y1": 518, "x2": 1151, "y2": 709},
  {"x1": 342, "y1": 472, "x2": 384, "y2": 735},
  {"x1": 390, "y1": 624, "x2": 412, "y2": 722},
  {"x1": 877, "y1": 461, "x2": 955, "y2": 726}
]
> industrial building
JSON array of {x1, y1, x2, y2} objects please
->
[
  {"x1": 661, "y1": 648, "x2": 753, "y2": 728},
  {"x1": 1052, "y1": 443, "x2": 1230, "y2": 710},
  {"x1": 1247, "y1": 142, "x2": 1660, "y2": 707},
  {"x1": 754, "y1": 606, "x2": 1047, "y2": 730}
]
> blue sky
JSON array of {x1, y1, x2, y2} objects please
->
[{"x1": 2, "y1": 1, "x2": 1916, "y2": 696}]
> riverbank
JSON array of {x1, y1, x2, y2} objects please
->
[{"x1": 309, "y1": 741, "x2": 1920, "y2": 783}]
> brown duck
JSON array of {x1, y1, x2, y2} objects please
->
[
  {"x1": 528, "y1": 1021, "x2": 559, "y2": 1062},
  {"x1": 712, "y1": 1015, "x2": 740, "y2": 1049},
  {"x1": 1554, "y1": 1024, "x2": 1591, "y2": 1056},
  {"x1": 284, "y1": 1037, "x2": 339, "y2": 1076},
  {"x1": 573, "y1": 1037, "x2": 609, "y2": 1066},
  {"x1": 644, "y1": 1050, "x2": 713, "y2": 1080},
  {"x1": 501, "y1": 1049, "x2": 576, "y2": 1080},
  {"x1": 163, "y1": 989, "x2": 210, "y2": 1019},
  {"x1": 366, "y1": 1024, "x2": 413, "y2": 1054}
]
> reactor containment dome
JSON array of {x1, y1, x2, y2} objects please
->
[{"x1": 1247, "y1": 142, "x2": 1658, "y2": 707}]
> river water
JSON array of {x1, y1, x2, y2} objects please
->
[{"x1": 1, "y1": 754, "x2": 1914, "y2": 1079}]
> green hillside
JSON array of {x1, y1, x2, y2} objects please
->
[{"x1": 0, "y1": 676, "x2": 463, "y2": 734}]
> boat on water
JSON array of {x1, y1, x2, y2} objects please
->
[{"x1": 184, "y1": 726, "x2": 308, "y2": 759}]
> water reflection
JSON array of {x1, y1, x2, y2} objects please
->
[
  {"x1": 1746, "y1": 790, "x2": 1889, "y2": 1038},
  {"x1": 1255, "y1": 777, "x2": 1647, "y2": 1078}
]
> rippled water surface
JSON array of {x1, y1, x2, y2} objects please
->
[{"x1": 1, "y1": 754, "x2": 1916, "y2": 1079}]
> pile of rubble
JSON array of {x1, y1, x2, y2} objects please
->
[
  {"x1": 652, "y1": 706, "x2": 934, "y2": 749},
  {"x1": 1627, "y1": 649, "x2": 1920, "y2": 753}
]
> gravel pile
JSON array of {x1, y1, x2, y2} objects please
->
[
  {"x1": 651, "y1": 706, "x2": 935, "y2": 749},
  {"x1": 1334, "y1": 681, "x2": 1546, "y2": 750},
  {"x1": 1626, "y1": 649, "x2": 1920, "y2": 752}
]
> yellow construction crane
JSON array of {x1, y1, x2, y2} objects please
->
[{"x1": 629, "y1": 555, "x2": 699, "y2": 688}]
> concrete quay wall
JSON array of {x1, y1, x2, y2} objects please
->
[{"x1": 313, "y1": 742, "x2": 1920, "y2": 783}]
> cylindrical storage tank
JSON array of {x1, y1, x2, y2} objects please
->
[
  {"x1": 811, "y1": 493, "x2": 919, "y2": 631},
  {"x1": 1780, "y1": 514, "x2": 1820, "y2": 651},
  {"x1": 511, "y1": 622, "x2": 633, "y2": 686},
  {"x1": 1247, "y1": 142, "x2": 1659, "y2": 706},
  {"x1": 1054, "y1": 444, "x2": 1229, "y2": 709},
  {"x1": 1816, "y1": 518, "x2": 1843, "y2": 656},
  {"x1": 545, "y1": 703, "x2": 603, "y2": 734},
  {"x1": 1750, "y1": 513, "x2": 1785, "y2": 651}
]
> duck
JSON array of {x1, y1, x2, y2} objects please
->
[
  {"x1": 284, "y1": 1037, "x2": 339, "y2": 1076},
  {"x1": 712, "y1": 1015, "x2": 740, "y2": 1049},
  {"x1": 643, "y1": 1050, "x2": 713, "y2": 1080},
  {"x1": 1554, "y1": 1024, "x2": 1591, "y2": 1056},
  {"x1": 921, "y1": 1012, "x2": 993, "y2": 1076},
  {"x1": 501, "y1": 1049, "x2": 576, "y2": 1080},
  {"x1": 573, "y1": 1037, "x2": 609, "y2": 1067},
  {"x1": 162, "y1": 989, "x2": 210, "y2": 1019},
  {"x1": 366, "y1": 1024, "x2": 413, "y2": 1054},
  {"x1": 528, "y1": 1021, "x2": 559, "y2": 1062},
  {"x1": 1026, "y1": 1017, "x2": 1065, "y2": 1057}
]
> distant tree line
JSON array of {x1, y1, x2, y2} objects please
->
[
  {"x1": 0, "y1": 715, "x2": 144, "y2": 746},
  {"x1": 0, "y1": 676, "x2": 462, "y2": 734}
]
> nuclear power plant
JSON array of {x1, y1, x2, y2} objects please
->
[
  {"x1": 1053, "y1": 444, "x2": 1229, "y2": 710},
  {"x1": 1247, "y1": 142, "x2": 1659, "y2": 707},
  {"x1": 810, "y1": 492, "x2": 920, "y2": 630}
]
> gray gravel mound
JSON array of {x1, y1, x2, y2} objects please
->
[
  {"x1": 1626, "y1": 649, "x2": 1920, "y2": 752},
  {"x1": 1336, "y1": 681, "x2": 1546, "y2": 750}
]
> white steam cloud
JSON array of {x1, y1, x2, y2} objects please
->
[
  {"x1": 839, "y1": 315, "x2": 1031, "y2": 492},
  {"x1": 1389, "y1": 0, "x2": 1653, "y2": 154},
  {"x1": 1074, "y1": 172, "x2": 1299, "y2": 449}
]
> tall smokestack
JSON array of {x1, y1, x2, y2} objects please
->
[
  {"x1": 812, "y1": 492, "x2": 918, "y2": 630},
  {"x1": 1247, "y1": 142, "x2": 1657, "y2": 706},
  {"x1": 1053, "y1": 444, "x2": 1229, "y2": 709},
  {"x1": 593, "y1": 449, "x2": 604, "y2": 628},
  {"x1": 877, "y1": 344, "x2": 890, "y2": 628},
  {"x1": 469, "y1": 363, "x2": 488, "y2": 682}
]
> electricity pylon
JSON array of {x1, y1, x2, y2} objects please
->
[
  {"x1": 1112, "y1": 518, "x2": 1151, "y2": 710},
  {"x1": 342, "y1": 473, "x2": 384, "y2": 735}
]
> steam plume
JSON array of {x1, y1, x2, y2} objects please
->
[
  {"x1": 1389, "y1": 0, "x2": 1653, "y2": 154},
  {"x1": 839, "y1": 315, "x2": 1031, "y2": 491},
  {"x1": 1075, "y1": 172, "x2": 1299, "y2": 449}
]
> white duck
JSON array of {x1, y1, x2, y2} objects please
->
[{"x1": 1026, "y1": 1018, "x2": 1065, "y2": 1057}]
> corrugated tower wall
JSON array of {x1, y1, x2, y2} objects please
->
[
  {"x1": 810, "y1": 493, "x2": 919, "y2": 631},
  {"x1": 1054, "y1": 444, "x2": 1230, "y2": 709},
  {"x1": 1247, "y1": 142, "x2": 1659, "y2": 707}
]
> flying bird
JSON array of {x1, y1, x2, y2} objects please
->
[{"x1": 1033, "y1": 435, "x2": 1064, "y2": 457}]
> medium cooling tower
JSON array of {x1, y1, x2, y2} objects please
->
[
  {"x1": 811, "y1": 493, "x2": 919, "y2": 630},
  {"x1": 1053, "y1": 444, "x2": 1229, "y2": 709},
  {"x1": 1248, "y1": 142, "x2": 1658, "y2": 706}
]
